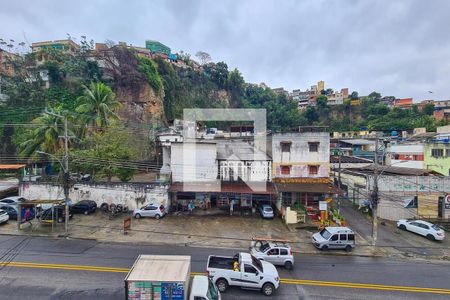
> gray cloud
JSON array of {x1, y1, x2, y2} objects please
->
[{"x1": 1, "y1": 0, "x2": 449, "y2": 100}]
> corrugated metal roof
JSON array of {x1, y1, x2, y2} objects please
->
[{"x1": 340, "y1": 139, "x2": 375, "y2": 145}]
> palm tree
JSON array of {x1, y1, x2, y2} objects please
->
[
  {"x1": 19, "y1": 113, "x2": 65, "y2": 157},
  {"x1": 75, "y1": 82, "x2": 121, "y2": 129}
]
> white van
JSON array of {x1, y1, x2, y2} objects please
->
[{"x1": 312, "y1": 227, "x2": 355, "y2": 252}]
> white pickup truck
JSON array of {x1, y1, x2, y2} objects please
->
[{"x1": 206, "y1": 252, "x2": 280, "y2": 296}]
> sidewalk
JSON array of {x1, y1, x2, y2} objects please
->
[{"x1": 0, "y1": 210, "x2": 447, "y2": 260}]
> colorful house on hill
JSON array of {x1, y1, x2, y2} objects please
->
[
  {"x1": 393, "y1": 98, "x2": 413, "y2": 109},
  {"x1": 145, "y1": 40, "x2": 171, "y2": 56}
]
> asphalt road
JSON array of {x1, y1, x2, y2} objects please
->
[{"x1": 0, "y1": 235, "x2": 449, "y2": 300}]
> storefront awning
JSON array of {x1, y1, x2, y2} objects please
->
[
  {"x1": 275, "y1": 182, "x2": 342, "y2": 194},
  {"x1": 169, "y1": 182, "x2": 277, "y2": 195}
]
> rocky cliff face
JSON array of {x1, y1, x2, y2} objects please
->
[{"x1": 115, "y1": 82, "x2": 166, "y2": 126}]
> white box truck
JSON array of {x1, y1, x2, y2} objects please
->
[{"x1": 125, "y1": 255, "x2": 220, "y2": 300}]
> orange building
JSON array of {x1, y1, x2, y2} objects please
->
[{"x1": 393, "y1": 98, "x2": 413, "y2": 109}]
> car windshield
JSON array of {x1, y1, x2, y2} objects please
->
[
  {"x1": 432, "y1": 225, "x2": 443, "y2": 231},
  {"x1": 260, "y1": 242, "x2": 270, "y2": 252},
  {"x1": 207, "y1": 277, "x2": 219, "y2": 300},
  {"x1": 251, "y1": 254, "x2": 263, "y2": 272},
  {"x1": 264, "y1": 207, "x2": 272, "y2": 212},
  {"x1": 320, "y1": 229, "x2": 332, "y2": 240}
]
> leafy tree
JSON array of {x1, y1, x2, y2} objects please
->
[
  {"x1": 137, "y1": 56, "x2": 163, "y2": 93},
  {"x1": 350, "y1": 91, "x2": 359, "y2": 100},
  {"x1": 18, "y1": 112, "x2": 70, "y2": 157},
  {"x1": 423, "y1": 103, "x2": 435, "y2": 115},
  {"x1": 204, "y1": 61, "x2": 229, "y2": 89},
  {"x1": 71, "y1": 126, "x2": 138, "y2": 182},
  {"x1": 195, "y1": 51, "x2": 212, "y2": 65},
  {"x1": 367, "y1": 91, "x2": 381, "y2": 102},
  {"x1": 227, "y1": 68, "x2": 245, "y2": 107},
  {"x1": 75, "y1": 82, "x2": 121, "y2": 129}
]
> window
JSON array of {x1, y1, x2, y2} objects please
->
[
  {"x1": 431, "y1": 149, "x2": 444, "y2": 157},
  {"x1": 339, "y1": 234, "x2": 347, "y2": 241},
  {"x1": 244, "y1": 264, "x2": 257, "y2": 274},
  {"x1": 281, "y1": 165, "x2": 291, "y2": 175},
  {"x1": 281, "y1": 142, "x2": 291, "y2": 152},
  {"x1": 280, "y1": 249, "x2": 288, "y2": 255},
  {"x1": 330, "y1": 234, "x2": 338, "y2": 241},
  {"x1": 446, "y1": 149, "x2": 450, "y2": 157},
  {"x1": 419, "y1": 223, "x2": 430, "y2": 230},
  {"x1": 348, "y1": 234, "x2": 355, "y2": 241},
  {"x1": 267, "y1": 248, "x2": 279, "y2": 256},
  {"x1": 308, "y1": 142, "x2": 319, "y2": 152},
  {"x1": 145, "y1": 206, "x2": 157, "y2": 210},
  {"x1": 308, "y1": 165, "x2": 318, "y2": 175}
]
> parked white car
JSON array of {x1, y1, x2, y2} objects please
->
[
  {"x1": 397, "y1": 219, "x2": 445, "y2": 241},
  {"x1": 0, "y1": 209, "x2": 10, "y2": 224},
  {"x1": 133, "y1": 204, "x2": 166, "y2": 220}
]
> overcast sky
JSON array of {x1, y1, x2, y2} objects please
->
[{"x1": 1, "y1": 0, "x2": 449, "y2": 101}]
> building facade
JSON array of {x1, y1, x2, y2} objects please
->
[
  {"x1": 387, "y1": 144, "x2": 424, "y2": 169},
  {"x1": 272, "y1": 128, "x2": 337, "y2": 213}
]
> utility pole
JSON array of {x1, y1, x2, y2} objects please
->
[
  {"x1": 337, "y1": 150, "x2": 342, "y2": 213},
  {"x1": 63, "y1": 116, "x2": 69, "y2": 235},
  {"x1": 45, "y1": 108, "x2": 70, "y2": 235},
  {"x1": 371, "y1": 136, "x2": 379, "y2": 246}
]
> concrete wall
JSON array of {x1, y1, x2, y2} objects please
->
[
  {"x1": 171, "y1": 142, "x2": 218, "y2": 182},
  {"x1": 272, "y1": 132, "x2": 330, "y2": 178},
  {"x1": 19, "y1": 182, "x2": 169, "y2": 210}
]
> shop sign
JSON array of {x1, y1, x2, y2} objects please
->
[
  {"x1": 273, "y1": 177, "x2": 331, "y2": 184},
  {"x1": 319, "y1": 201, "x2": 327, "y2": 211},
  {"x1": 123, "y1": 217, "x2": 131, "y2": 233},
  {"x1": 445, "y1": 194, "x2": 450, "y2": 209}
]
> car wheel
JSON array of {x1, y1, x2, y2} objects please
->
[
  {"x1": 427, "y1": 234, "x2": 435, "y2": 241},
  {"x1": 399, "y1": 224, "x2": 406, "y2": 230},
  {"x1": 134, "y1": 213, "x2": 141, "y2": 219},
  {"x1": 284, "y1": 261, "x2": 293, "y2": 270},
  {"x1": 262, "y1": 282, "x2": 275, "y2": 296},
  {"x1": 84, "y1": 210, "x2": 89, "y2": 215},
  {"x1": 155, "y1": 214, "x2": 161, "y2": 220},
  {"x1": 216, "y1": 278, "x2": 228, "y2": 293},
  {"x1": 321, "y1": 245, "x2": 328, "y2": 251},
  {"x1": 345, "y1": 245, "x2": 352, "y2": 252}
]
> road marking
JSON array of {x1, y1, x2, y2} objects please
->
[{"x1": 2, "y1": 262, "x2": 450, "y2": 295}]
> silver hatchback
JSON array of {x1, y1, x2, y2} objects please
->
[{"x1": 133, "y1": 204, "x2": 166, "y2": 220}]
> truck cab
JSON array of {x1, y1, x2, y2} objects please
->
[
  {"x1": 207, "y1": 252, "x2": 280, "y2": 296},
  {"x1": 190, "y1": 275, "x2": 220, "y2": 300}
]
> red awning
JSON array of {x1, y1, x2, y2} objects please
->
[
  {"x1": 169, "y1": 182, "x2": 277, "y2": 195},
  {"x1": 0, "y1": 164, "x2": 26, "y2": 170}
]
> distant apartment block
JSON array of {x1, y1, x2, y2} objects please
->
[
  {"x1": 31, "y1": 39, "x2": 80, "y2": 54},
  {"x1": 289, "y1": 81, "x2": 349, "y2": 109}
]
